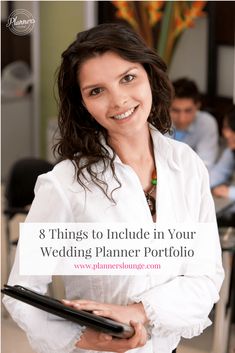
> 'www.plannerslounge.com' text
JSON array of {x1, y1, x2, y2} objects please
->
[{"x1": 73, "y1": 262, "x2": 161, "y2": 271}]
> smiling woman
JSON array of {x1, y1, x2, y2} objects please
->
[
  {"x1": 3, "y1": 23, "x2": 224, "y2": 353},
  {"x1": 79, "y1": 52, "x2": 152, "y2": 138},
  {"x1": 56, "y1": 23, "x2": 173, "y2": 202}
]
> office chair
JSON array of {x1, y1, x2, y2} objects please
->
[{"x1": 3, "y1": 157, "x2": 53, "y2": 275}]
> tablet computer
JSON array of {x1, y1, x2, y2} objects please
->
[{"x1": 1, "y1": 284, "x2": 134, "y2": 338}]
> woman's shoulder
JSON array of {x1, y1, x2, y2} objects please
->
[
  {"x1": 52, "y1": 159, "x2": 76, "y2": 178},
  {"x1": 167, "y1": 136, "x2": 205, "y2": 168},
  {"x1": 36, "y1": 159, "x2": 79, "y2": 192},
  {"x1": 152, "y1": 129, "x2": 207, "y2": 181},
  {"x1": 153, "y1": 128, "x2": 202, "y2": 162},
  {"x1": 163, "y1": 133, "x2": 192, "y2": 151}
]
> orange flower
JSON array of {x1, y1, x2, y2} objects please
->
[
  {"x1": 112, "y1": 0, "x2": 207, "y2": 65},
  {"x1": 173, "y1": 1, "x2": 206, "y2": 38},
  {"x1": 112, "y1": 1, "x2": 138, "y2": 29},
  {"x1": 113, "y1": 1, "x2": 165, "y2": 28},
  {"x1": 145, "y1": 1, "x2": 165, "y2": 26}
]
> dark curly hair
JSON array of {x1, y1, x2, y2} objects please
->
[{"x1": 55, "y1": 22, "x2": 173, "y2": 200}]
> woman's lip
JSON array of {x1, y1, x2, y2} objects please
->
[
  {"x1": 111, "y1": 105, "x2": 139, "y2": 120},
  {"x1": 112, "y1": 107, "x2": 134, "y2": 118}
]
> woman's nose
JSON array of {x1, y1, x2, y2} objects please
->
[{"x1": 109, "y1": 89, "x2": 128, "y2": 110}]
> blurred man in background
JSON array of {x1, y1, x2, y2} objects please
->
[{"x1": 170, "y1": 78, "x2": 219, "y2": 170}]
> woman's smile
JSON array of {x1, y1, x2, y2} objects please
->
[
  {"x1": 79, "y1": 51, "x2": 152, "y2": 138},
  {"x1": 111, "y1": 105, "x2": 139, "y2": 121}
]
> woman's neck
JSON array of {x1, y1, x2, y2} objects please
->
[{"x1": 108, "y1": 126, "x2": 154, "y2": 166}]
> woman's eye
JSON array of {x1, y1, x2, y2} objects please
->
[
  {"x1": 90, "y1": 87, "x2": 103, "y2": 96},
  {"x1": 122, "y1": 74, "x2": 135, "y2": 83}
]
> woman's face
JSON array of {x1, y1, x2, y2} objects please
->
[
  {"x1": 223, "y1": 120, "x2": 235, "y2": 150},
  {"x1": 78, "y1": 51, "x2": 152, "y2": 139}
]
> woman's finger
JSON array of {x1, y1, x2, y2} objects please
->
[
  {"x1": 61, "y1": 299, "x2": 79, "y2": 307},
  {"x1": 98, "y1": 332, "x2": 113, "y2": 341},
  {"x1": 93, "y1": 309, "x2": 112, "y2": 317},
  {"x1": 76, "y1": 303, "x2": 108, "y2": 311},
  {"x1": 71, "y1": 299, "x2": 101, "y2": 306},
  {"x1": 61, "y1": 299, "x2": 107, "y2": 311},
  {"x1": 128, "y1": 321, "x2": 146, "y2": 348}
]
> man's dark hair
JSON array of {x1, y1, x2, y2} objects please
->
[{"x1": 172, "y1": 78, "x2": 200, "y2": 103}]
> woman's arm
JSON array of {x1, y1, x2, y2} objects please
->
[
  {"x1": 75, "y1": 321, "x2": 147, "y2": 352},
  {"x1": 62, "y1": 300, "x2": 148, "y2": 352},
  {"x1": 61, "y1": 157, "x2": 224, "y2": 346},
  {"x1": 3, "y1": 173, "x2": 84, "y2": 353},
  {"x1": 131, "y1": 158, "x2": 224, "y2": 339}
]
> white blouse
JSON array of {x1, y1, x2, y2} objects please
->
[{"x1": 3, "y1": 127, "x2": 224, "y2": 353}]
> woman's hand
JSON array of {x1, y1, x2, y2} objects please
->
[
  {"x1": 212, "y1": 185, "x2": 229, "y2": 198},
  {"x1": 62, "y1": 299, "x2": 148, "y2": 326},
  {"x1": 62, "y1": 299, "x2": 149, "y2": 352},
  {"x1": 75, "y1": 321, "x2": 147, "y2": 353}
]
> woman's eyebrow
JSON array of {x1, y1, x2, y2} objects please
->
[{"x1": 81, "y1": 66, "x2": 138, "y2": 92}]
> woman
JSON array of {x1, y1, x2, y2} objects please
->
[{"x1": 3, "y1": 23, "x2": 224, "y2": 353}]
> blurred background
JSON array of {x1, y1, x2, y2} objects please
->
[
  {"x1": 1, "y1": 1, "x2": 235, "y2": 177},
  {"x1": 1, "y1": 1, "x2": 235, "y2": 353}
]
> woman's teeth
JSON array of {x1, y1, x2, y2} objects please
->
[{"x1": 113, "y1": 107, "x2": 135, "y2": 120}]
